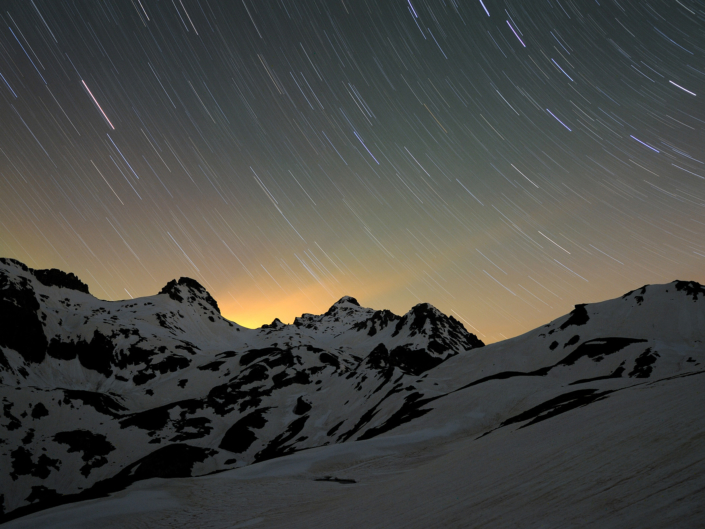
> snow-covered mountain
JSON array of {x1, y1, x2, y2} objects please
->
[
  {"x1": 0, "y1": 257, "x2": 483, "y2": 522},
  {"x1": 1, "y1": 257, "x2": 703, "y2": 527}
]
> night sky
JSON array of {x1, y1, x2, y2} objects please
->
[{"x1": 1, "y1": 1, "x2": 704, "y2": 342}]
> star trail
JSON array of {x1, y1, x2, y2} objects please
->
[{"x1": 0, "y1": 0, "x2": 703, "y2": 341}]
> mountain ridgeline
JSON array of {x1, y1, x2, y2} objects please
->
[
  {"x1": 0, "y1": 257, "x2": 483, "y2": 521},
  {"x1": 0, "y1": 257, "x2": 703, "y2": 524}
]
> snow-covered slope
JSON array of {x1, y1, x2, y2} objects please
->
[
  {"x1": 1, "y1": 257, "x2": 703, "y2": 526},
  {"x1": 0, "y1": 257, "x2": 483, "y2": 522}
]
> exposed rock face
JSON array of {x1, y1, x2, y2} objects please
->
[
  {"x1": 32, "y1": 268, "x2": 90, "y2": 295},
  {"x1": 0, "y1": 270, "x2": 47, "y2": 364},
  {"x1": 0, "y1": 257, "x2": 90, "y2": 294},
  {"x1": 0, "y1": 258, "x2": 703, "y2": 524},
  {"x1": 159, "y1": 277, "x2": 221, "y2": 314}
]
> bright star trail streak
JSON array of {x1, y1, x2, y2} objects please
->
[
  {"x1": 0, "y1": 0, "x2": 703, "y2": 342},
  {"x1": 507, "y1": 20, "x2": 526, "y2": 47},
  {"x1": 546, "y1": 109, "x2": 572, "y2": 131},
  {"x1": 630, "y1": 135, "x2": 660, "y2": 153},
  {"x1": 669, "y1": 80, "x2": 697, "y2": 96},
  {"x1": 82, "y1": 80, "x2": 115, "y2": 130},
  {"x1": 479, "y1": 0, "x2": 491, "y2": 17}
]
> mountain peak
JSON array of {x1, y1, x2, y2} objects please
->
[
  {"x1": 410, "y1": 302, "x2": 440, "y2": 313},
  {"x1": 0, "y1": 257, "x2": 29, "y2": 273},
  {"x1": 0, "y1": 258, "x2": 90, "y2": 294},
  {"x1": 620, "y1": 280, "x2": 705, "y2": 306},
  {"x1": 322, "y1": 296, "x2": 363, "y2": 318},
  {"x1": 674, "y1": 280, "x2": 705, "y2": 301},
  {"x1": 33, "y1": 268, "x2": 90, "y2": 294},
  {"x1": 334, "y1": 296, "x2": 360, "y2": 307},
  {"x1": 261, "y1": 318, "x2": 285, "y2": 330},
  {"x1": 159, "y1": 277, "x2": 220, "y2": 314}
]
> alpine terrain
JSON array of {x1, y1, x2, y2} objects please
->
[{"x1": 0, "y1": 257, "x2": 703, "y2": 528}]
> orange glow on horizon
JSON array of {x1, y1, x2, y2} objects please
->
[{"x1": 216, "y1": 268, "x2": 420, "y2": 330}]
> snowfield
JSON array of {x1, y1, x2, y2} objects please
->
[{"x1": 0, "y1": 257, "x2": 703, "y2": 527}]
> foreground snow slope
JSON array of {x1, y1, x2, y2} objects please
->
[
  {"x1": 7, "y1": 364, "x2": 703, "y2": 529},
  {"x1": 1, "y1": 257, "x2": 703, "y2": 525}
]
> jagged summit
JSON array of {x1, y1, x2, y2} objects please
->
[
  {"x1": 159, "y1": 276, "x2": 220, "y2": 314},
  {"x1": 0, "y1": 257, "x2": 90, "y2": 294},
  {"x1": 673, "y1": 280, "x2": 705, "y2": 300},
  {"x1": 334, "y1": 295, "x2": 360, "y2": 307},
  {"x1": 620, "y1": 280, "x2": 704, "y2": 303},
  {"x1": 394, "y1": 302, "x2": 472, "y2": 339},
  {"x1": 0, "y1": 257, "x2": 29, "y2": 272},
  {"x1": 323, "y1": 295, "x2": 365, "y2": 317},
  {"x1": 411, "y1": 301, "x2": 439, "y2": 311},
  {"x1": 261, "y1": 317, "x2": 285, "y2": 330}
]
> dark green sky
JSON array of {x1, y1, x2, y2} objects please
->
[{"x1": 1, "y1": 0, "x2": 703, "y2": 341}]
